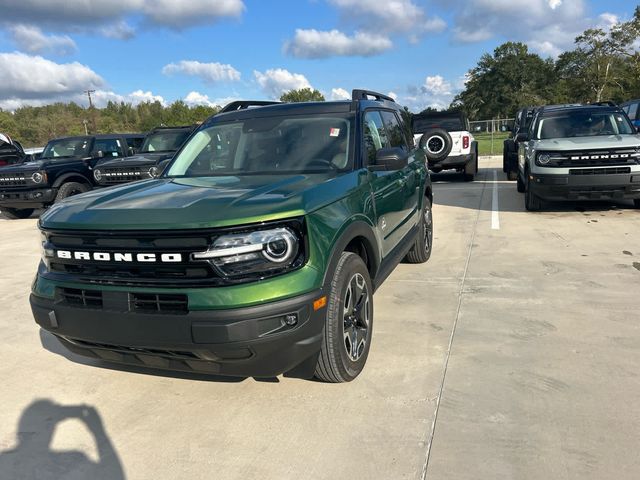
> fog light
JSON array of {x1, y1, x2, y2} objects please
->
[{"x1": 284, "y1": 314, "x2": 298, "y2": 326}]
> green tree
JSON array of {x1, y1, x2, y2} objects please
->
[{"x1": 279, "y1": 88, "x2": 325, "y2": 103}]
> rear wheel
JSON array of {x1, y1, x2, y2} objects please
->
[
  {"x1": 463, "y1": 150, "x2": 478, "y2": 182},
  {"x1": 524, "y1": 172, "x2": 542, "y2": 211},
  {"x1": 405, "y1": 198, "x2": 433, "y2": 264},
  {"x1": 315, "y1": 252, "x2": 373, "y2": 383},
  {"x1": 55, "y1": 182, "x2": 89, "y2": 203},
  {"x1": 1, "y1": 208, "x2": 34, "y2": 219}
]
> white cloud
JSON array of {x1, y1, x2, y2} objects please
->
[
  {"x1": 162, "y1": 60, "x2": 241, "y2": 83},
  {"x1": 10, "y1": 24, "x2": 77, "y2": 55},
  {"x1": 183, "y1": 91, "x2": 240, "y2": 108},
  {"x1": 253, "y1": 68, "x2": 312, "y2": 99},
  {"x1": 330, "y1": 88, "x2": 351, "y2": 100},
  {"x1": 285, "y1": 29, "x2": 392, "y2": 58},
  {"x1": 328, "y1": 0, "x2": 446, "y2": 37},
  {"x1": 0, "y1": 0, "x2": 245, "y2": 33},
  {"x1": 449, "y1": 0, "x2": 587, "y2": 57},
  {"x1": 0, "y1": 52, "x2": 103, "y2": 102},
  {"x1": 91, "y1": 89, "x2": 166, "y2": 107},
  {"x1": 423, "y1": 75, "x2": 452, "y2": 96},
  {"x1": 100, "y1": 21, "x2": 136, "y2": 40}
]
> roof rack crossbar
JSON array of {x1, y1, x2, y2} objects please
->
[
  {"x1": 351, "y1": 89, "x2": 395, "y2": 103},
  {"x1": 219, "y1": 101, "x2": 281, "y2": 113}
]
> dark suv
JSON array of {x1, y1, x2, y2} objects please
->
[
  {"x1": 0, "y1": 134, "x2": 144, "y2": 219},
  {"x1": 503, "y1": 107, "x2": 536, "y2": 180},
  {"x1": 93, "y1": 126, "x2": 196, "y2": 186},
  {"x1": 31, "y1": 90, "x2": 433, "y2": 383},
  {"x1": 621, "y1": 99, "x2": 640, "y2": 128}
]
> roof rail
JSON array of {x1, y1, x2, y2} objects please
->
[
  {"x1": 590, "y1": 101, "x2": 617, "y2": 107},
  {"x1": 351, "y1": 89, "x2": 396, "y2": 103},
  {"x1": 219, "y1": 100, "x2": 281, "y2": 113}
]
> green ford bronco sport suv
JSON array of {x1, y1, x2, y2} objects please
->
[{"x1": 30, "y1": 90, "x2": 433, "y2": 383}]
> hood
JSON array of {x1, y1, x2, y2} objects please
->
[
  {"x1": 0, "y1": 160, "x2": 43, "y2": 174},
  {"x1": 40, "y1": 172, "x2": 359, "y2": 230},
  {"x1": 95, "y1": 152, "x2": 173, "y2": 169},
  {"x1": 0, "y1": 133, "x2": 24, "y2": 164},
  {"x1": 534, "y1": 134, "x2": 640, "y2": 151}
]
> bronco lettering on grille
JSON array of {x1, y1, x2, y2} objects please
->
[{"x1": 55, "y1": 250, "x2": 182, "y2": 263}]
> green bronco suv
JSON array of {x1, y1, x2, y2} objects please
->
[{"x1": 30, "y1": 90, "x2": 433, "y2": 383}]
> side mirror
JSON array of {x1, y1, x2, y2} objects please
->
[
  {"x1": 95, "y1": 150, "x2": 104, "y2": 159},
  {"x1": 515, "y1": 132, "x2": 529, "y2": 143},
  {"x1": 374, "y1": 147, "x2": 409, "y2": 171}
]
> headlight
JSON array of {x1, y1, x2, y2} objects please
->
[
  {"x1": 31, "y1": 171, "x2": 46, "y2": 184},
  {"x1": 93, "y1": 169, "x2": 103, "y2": 182},
  {"x1": 537, "y1": 153, "x2": 551, "y2": 165},
  {"x1": 192, "y1": 226, "x2": 303, "y2": 278},
  {"x1": 149, "y1": 166, "x2": 159, "y2": 178}
]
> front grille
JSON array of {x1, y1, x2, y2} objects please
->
[
  {"x1": 69, "y1": 339, "x2": 200, "y2": 360},
  {"x1": 130, "y1": 293, "x2": 188, "y2": 314},
  {"x1": 569, "y1": 167, "x2": 631, "y2": 175},
  {"x1": 44, "y1": 229, "x2": 219, "y2": 287},
  {"x1": 544, "y1": 149, "x2": 639, "y2": 167},
  {"x1": 59, "y1": 287, "x2": 103, "y2": 308},
  {"x1": 0, "y1": 173, "x2": 27, "y2": 186},
  {"x1": 101, "y1": 167, "x2": 147, "y2": 185}
]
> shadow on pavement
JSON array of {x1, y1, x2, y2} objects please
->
[
  {"x1": 432, "y1": 167, "x2": 638, "y2": 214},
  {"x1": 39, "y1": 329, "x2": 248, "y2": 384},
  {"x1": 0, "y1": 399, "x2": 125, "y2": 480}
]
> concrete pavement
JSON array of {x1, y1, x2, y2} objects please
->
[{"x1": 0, "y1": 156, "x2": 638, "y2": 479}]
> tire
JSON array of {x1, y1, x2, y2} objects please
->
[
  {"x1": 516, "y1": 171, "x2": 525, "y2": 193},
  {"x1": 405, "y1": 198, "x2": 433, "y2": 264},
  {"x1": 634, "y1": 199, "x2": 640, "y2": 209},
  {"x1": 55, "y1": 182, "x2": 89, "y2": 203},
  {"x1": 315, "y1": 252, "x2": 373, "y2": 383},
  {"x1": 418, "y1": 128, "x2": 453, "y2": 162},
  {"x1": 503, "y1": 140, "x2": 515, "y2": 172},
  {"x1": 1, "y1": 208, "x2": 34, "y2": 219},
  {"x1": 524, "y1": 172, "x2": 542, "y2": 211},
  {"x1": 507, "y1": 170, "x2": 518, "y2": 181},
  {"x1": 463, "y1": 150, "x2": 478, "y2": 182}
]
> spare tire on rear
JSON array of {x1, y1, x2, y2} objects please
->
[{"x1": 418, "y1": 128, "x2": 453, "y2": 162}]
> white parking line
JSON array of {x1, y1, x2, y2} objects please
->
[{"x1": 491, "y1": 170, "x2": 500, "y2": 230}]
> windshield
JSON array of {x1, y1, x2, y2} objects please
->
[
  {"x1": 536, "y1": 111, "x2": 635, "y2": 139},
  {"x1": 141, "y1": 130, "x2": 191, "y2": 153},
  {"x1": 166, "y1": 114, "x2": 353, "y2": 177},
  {"x1": 41, "y1": 138, "x2": 91, "y2": 159}
]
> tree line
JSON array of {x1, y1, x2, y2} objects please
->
[{"x1": 452, "y1": 6, "x2": 640, "y2": 120}]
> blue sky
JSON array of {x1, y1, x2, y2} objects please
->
[{"x1": 0, "y1": 0, "x2": 636, "y2": 112}]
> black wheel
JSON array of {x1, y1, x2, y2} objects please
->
[
  {"x1": 55, "y1": 182, "x2": 89, "y2": 203},
  {"x1": 1, "y1": 208, "x2": 34, "y2": 219},
  {"x1": 524, "y1": 172, "x2": 542, "y2": 211},
  {"x1": 315, "y1": 252, "x2": 373, "y2": 383},
  {"x1": 503, "y1": 140, "x2": 515, "y2": 172},
  {"x1": 507, "y1": 170, "x2": 518, "y2": 181},
  {"x1": 463, "y1": 150, "x2": 478, "y2": 182},
  {"x1": 516, "y1": 172, "x2": 525, "y2": 193},
  {"x1": 405, "y1": 198, "x2": 433, "y2": 264},
  {"x1": 419, "y1": 128, "x2": 453, "y2": 162},
  {"x1": 634, "y1": 199, "x2": 640, "y2": 209}
]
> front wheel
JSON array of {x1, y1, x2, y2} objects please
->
[
  {"x1": 524, "y1": 173, "x2": 542, "y2": 211},
  {"x1": 463, "y1": 151, "x2": 478, "y2": 182},
  {"x1": 516, "y1": 172, "x2": 525, "y2": 193},
  {"x1": 315, "y1": 252, "x2": 373, "y2": 383},
  {"x1": 405, "y1": 198, "x2": 433, "y2": 264},
  {"x1": 1, "y1": 208, "x2": 34, "y2": 219},
  {"x1": 55, "y1": 182, "x2": 89, "y2": 203},
  {"x1": 634, "y1": 199, "x2": 640, "y2": 209}
]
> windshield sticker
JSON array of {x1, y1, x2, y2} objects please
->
[{"x1": 330, "y1": 128, "x2": 340, "y2": 137}]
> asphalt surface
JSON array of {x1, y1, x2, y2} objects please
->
[{"x1": 0, "y1": 156, "x2": 639, "y2": 479}]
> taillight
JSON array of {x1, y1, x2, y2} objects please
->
[{"x1": 463, "y1": 136, "x2": 469, "y2": 149}]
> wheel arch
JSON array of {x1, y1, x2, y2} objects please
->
[{"x1": 52, "y1": 173, "x2": 93, "y2": 189}]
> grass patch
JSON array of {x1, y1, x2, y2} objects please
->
[{"x1": 474, "y1": 132, "x2": 510, "y2": 156}]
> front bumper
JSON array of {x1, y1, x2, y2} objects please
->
[
  {"x1": 31, "y1": 288, "x2": 326, "y2": 378},
  {"x1": 429, "y1": 153, "x2": 473, "y2": 170},
  {"x1": 0, "y1": 188, "x2": 56, "y2": 208},
  {"x1": 530, "y1": 172, "x2": 640, "y2": 201}
]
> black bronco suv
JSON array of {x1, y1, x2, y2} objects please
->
[
  {"x1": 0, "y1": 133, "x2": 144, "y2": 219},
  {"x1": 93, "y1": 126, "x2": 196, "y2": 186},
  {"x1": 31, "y1": 90, "x2": 434, "y2": 382},
  {"x1": 503, "y1": 107, "x2": 536, "y2": 180}
]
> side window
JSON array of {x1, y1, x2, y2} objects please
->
[
  {"x1": 381, "y1": 111, "x2": 408, "y2": 150},
  {"x1": 126, "y1": 136, "x2": 143, "y2": 153},
  {"x1": 363, "y1": 111, "x2": 389, "y2": 165},
  {"x1": 628, "y1": 102, "x2": 638, "y2": 121},
  {"x1": 93, "y1": 138, "x2": 124, "y2": 158}
]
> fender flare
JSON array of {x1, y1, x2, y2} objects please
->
[
  {"x1": 52, "y1": 173, "x2": 93, "y2": 189},
  {"x1": 320, "y1": 219, "x2": 381, "y2": 288}
]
